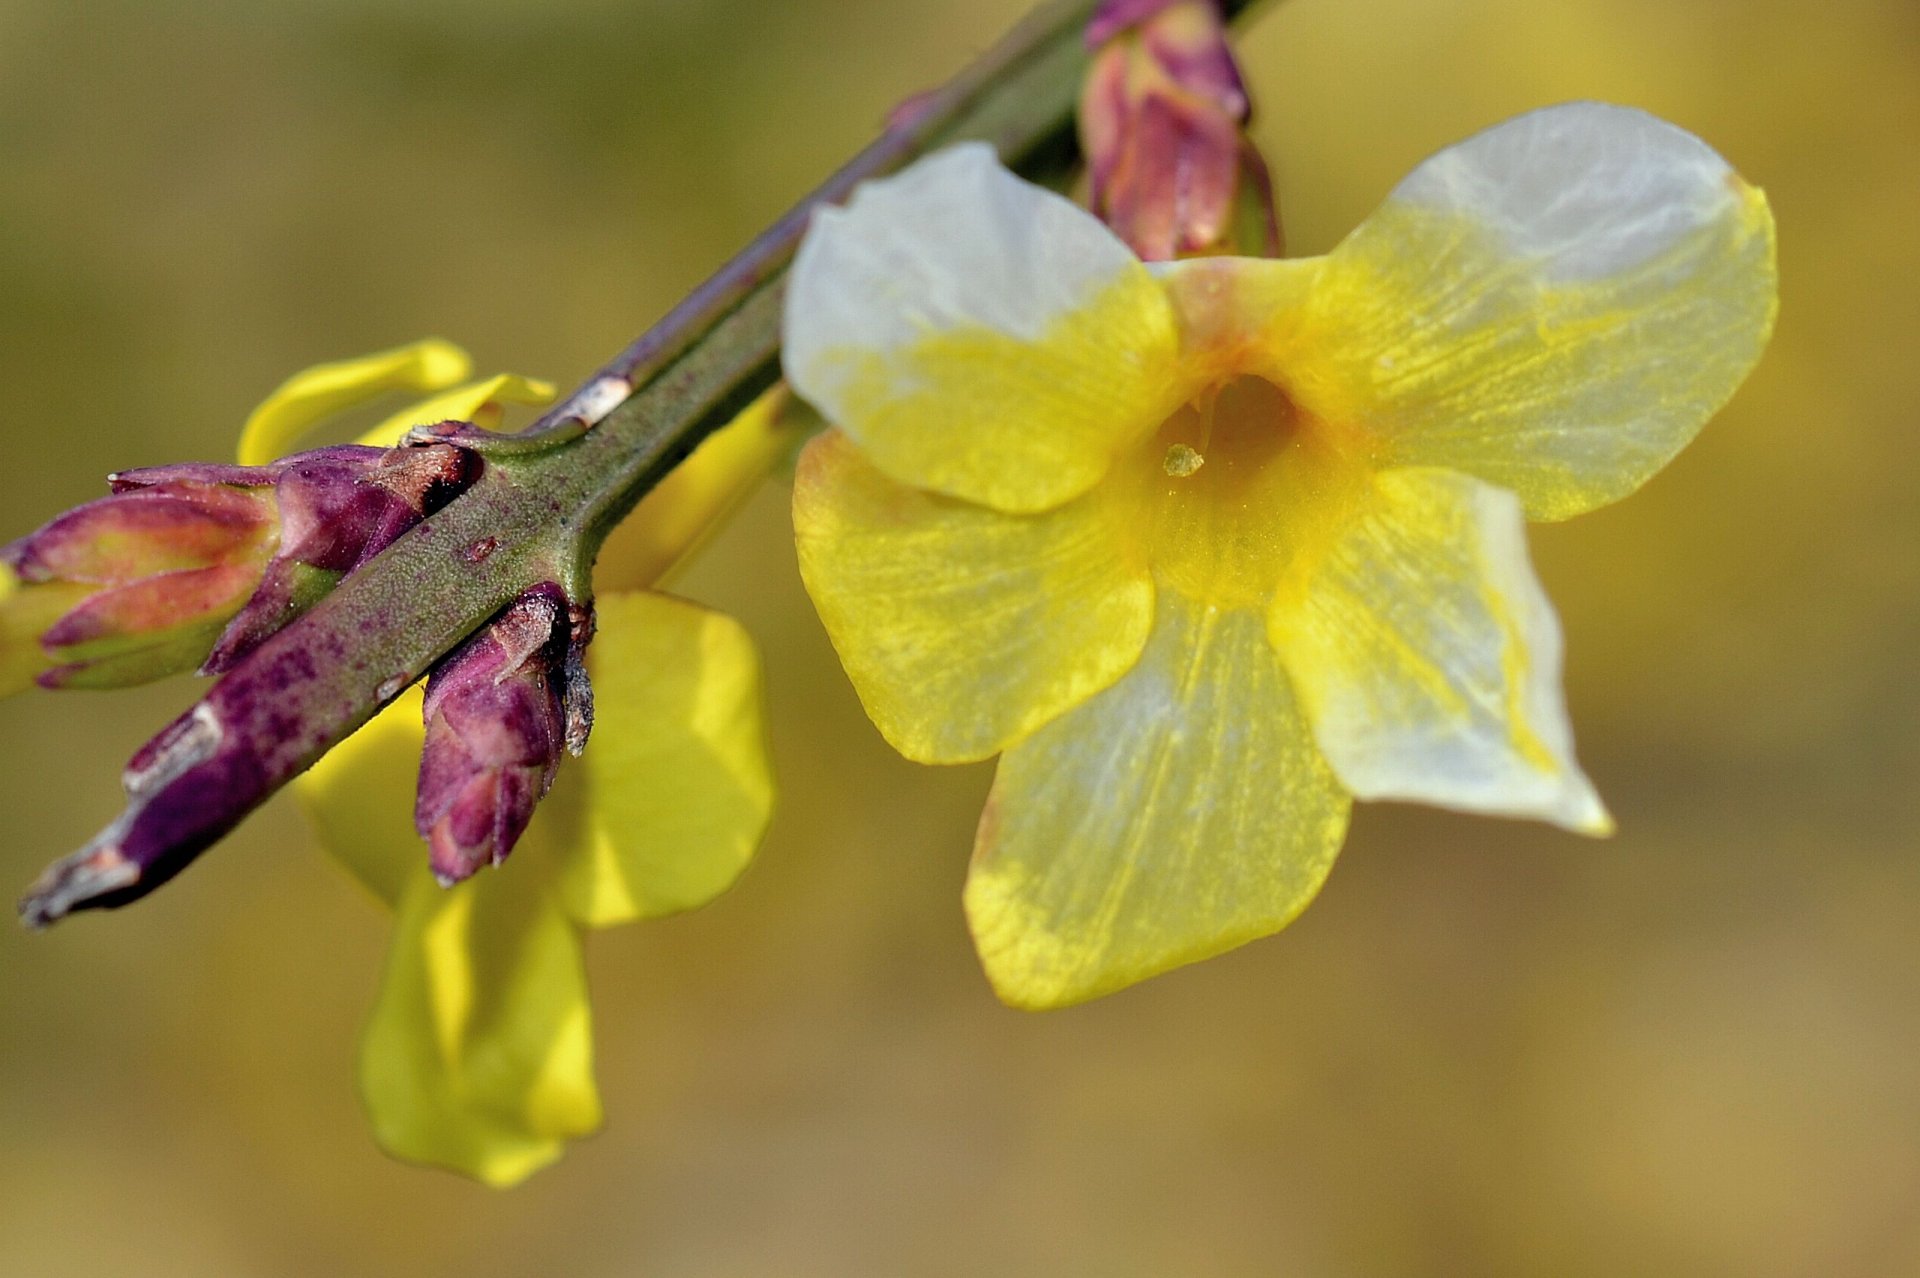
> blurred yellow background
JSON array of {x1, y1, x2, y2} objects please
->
[{"x1": 0, "y1": 0, "x2": 1914, "y2": 1273}]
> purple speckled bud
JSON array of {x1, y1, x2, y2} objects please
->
[
  {"x1": 414, "y1": 583, "x2": 582, "y2": 886},
  {"x1": 15, "y1": 449, "x2": 506, "y2": 927},
  {"x1": 198, "y1": 441, "x2": 478, "y2": 673}
]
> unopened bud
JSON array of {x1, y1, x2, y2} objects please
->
[
  {"x1": 200, "y1": 441, "x2": 477, "y2": 672},
  {"x1": 0, "y1": 437, "x2": 485, "y2": 694},
  {"x1": 1081, "y1": 0, "x2": 1279, "y2": 260},
  {"x1": 414, "y1": 584, "x2": 579, "y2": 886},
  {"x1": 1, "y1": 474, "x2": 278, "y2": 691}
]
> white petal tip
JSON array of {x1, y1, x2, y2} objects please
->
[
  {"x1": 1559, "y1": 785, "x2": 1616, "y2": 838},
  {"x1": 1393, "y1": 101, "x2": 1747, "y2": 282},
  {"x1": 1534, "y1": 758, "x2": 1615, "y2": 836},
  {"x1": 1339, "y1": 767, "x2": 1614, "y2": 838}
]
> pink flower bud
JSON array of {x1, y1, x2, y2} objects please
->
[
  {"x1": 1080, "y1": 0, "x2": 1277, "y2": 261},
  {"x1": 1, "y1": 440, "x2": 483, "y2": 692},
  {"x1": 413, "y1": 584, "x2": 575, "y2": 886},
  {"x1": 2, "y1": 475, "x2": 278, "y2": 690}
]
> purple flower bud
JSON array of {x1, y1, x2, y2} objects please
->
[
  {"x1": 414, "y1": 583, "x2": 580, "y2": 886},
  {"x1": 1086, "y1": 0, "x2": 1198, "y2": 47},
  {"x1": 199, "y1": 441, "x2": 478, "y2": 672},
  {"x1": 16, "y1": 453, "x2": 509, "y2": 927},
  {"x1": 1080, "y1": 0, "x2": 1275, "y2": 261}
]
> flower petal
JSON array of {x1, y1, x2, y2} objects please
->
[
  {"x1": 793, "y1": 429, "x2": 1154, "y2": 764},
  {"x1": 359, "y1": 869, "x2": 601, "y2": 1187},
  {"x1": 357, "y1": 373, "x2": 556, "y2": 448},
  {"x1": 1148, "y1": 254, "x2": 1322, "y2": 382},
  {"x1": 297, "y1": 688, "x2": 427, "y2": 908},
  {"x1": 1292, "y1": 102, "x2": 1776, "y2": 520},
  {"x1": 1270, "y1": 467, "x2": 1610, "y2": 833},
  {"x1": 783, "y1": 142, "x2": 1181, "y2": 513},
  {"x1": 965, "y1": 591, "x2": 1350, "y2": 1009},
  {"x1": 551, "y1": 591, "x2": 774, "y2": 928},
  {"x1": 236, "y1": 339, "x2": 473, "y2": 465}
]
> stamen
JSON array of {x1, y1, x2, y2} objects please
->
[{"x1": 1194, "y1": 383, "x2": 1220, "y2": 455}]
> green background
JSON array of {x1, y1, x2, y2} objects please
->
[{"x1": 1, "y1": 0, "x2": 1914, "y2": 1273}]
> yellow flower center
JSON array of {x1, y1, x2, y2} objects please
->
[{"x1": 1120, "y1": 374, "x2": 1369, "y2": 611}]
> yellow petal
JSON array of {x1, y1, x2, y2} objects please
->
[
  {"x1": 1150, "y1": 254, "x2": 1324, "y2": 386},
  {"x1": 784, "y1": 143, "x2": 1182, "y2": 513},
  {"x1": 356, "y1": 373, "x2": 557, "y2": 449},
  {"x1": 296, "y1": 687, "x2": 427, "y2": 909},
  {"x1": 359, "y1": 869, "x2": 601, "y2": 1188},
  {"x1": 793, "y1": 429, "x2": 1154, "y2": 764},
  {"x1": 306, "y1": 713, "x2": 609, "y2": 1186},
  {"x1": 236, "y1": 339, "x2": 472, "y2": 465},
  {"x1": 595, "y1": 384, "x2": 814, "y2": 594},
  {"x1": 965, "y1": 591, "x2": 1351, "y2": 1009},
  {"x1": 1271, "y1": 467, "x2": 1611, "y2": 834},
  {"x1": 552, "y1": 591, "x2": 774, "y2": 929},
  {"x1": 1283, "y1": 103, "x2": 1777, "y2": 520}
]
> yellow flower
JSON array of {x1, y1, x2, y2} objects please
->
[
  {"x1": 245, "y1": 340, "x2": 786, "y2": 1185},
  {"x1": 783, "y1": 105, "x2": 1778, "y2": 1010}
]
